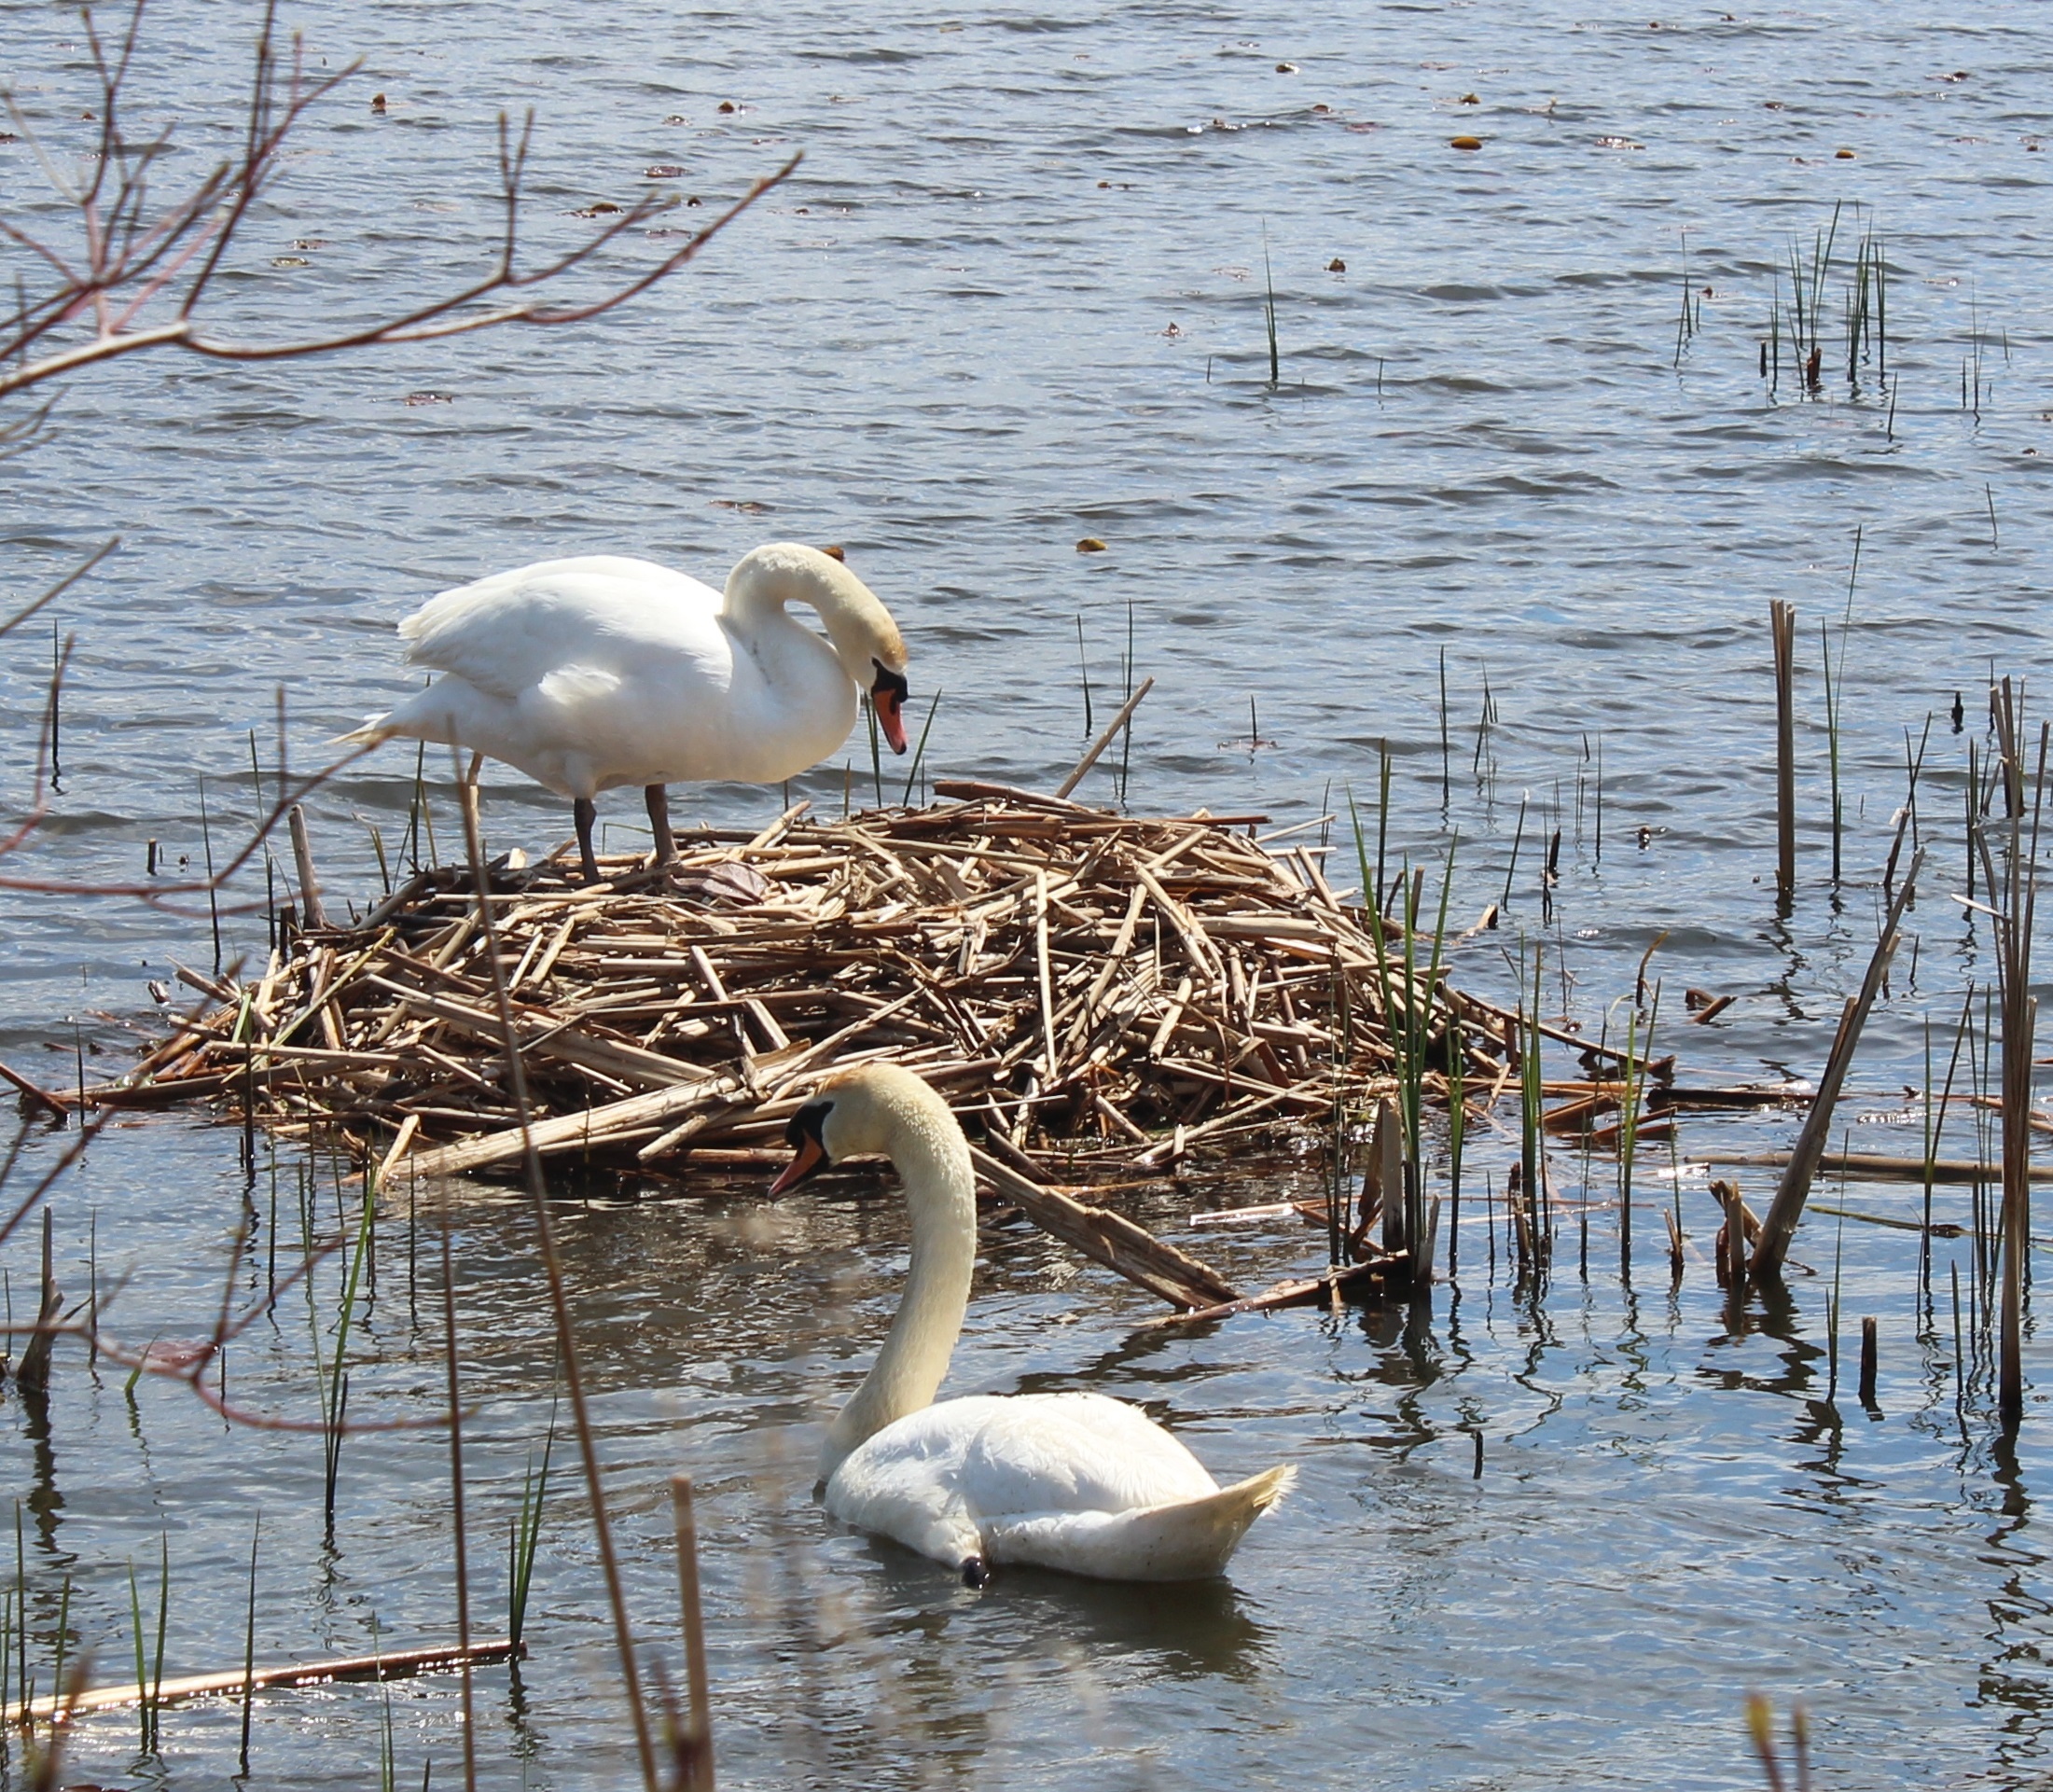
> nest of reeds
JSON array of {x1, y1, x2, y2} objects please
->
[{"x1": 116, "y1": 781, "x2": 1518, "y2": 1195}]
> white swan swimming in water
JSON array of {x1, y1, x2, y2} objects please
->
[
  {"x1": 770, "y1": 1063, "x2": 1294, "y2": 1586},
  {"x1": 346, "y1": 543, "x2": 909, "y2": 880}
]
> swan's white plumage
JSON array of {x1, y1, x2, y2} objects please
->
[
  {"x1": 789, "y1": 1064, "x2": 1293, "y2": 1583},
  {"x1": 346, "y1": 545, "x2": 905, "y2": 800}
]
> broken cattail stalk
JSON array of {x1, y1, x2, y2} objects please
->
[
  {"x1": 288, "y1": 803, "x2": 327, "y2": 930},
  {"x1": 1751, "y1": 848, "x2": 1923, "y2": 1281},
  {"x1": 1055, "y1": 676, "x2": 1154, "y2": 800},
  {"x1": 15, "y1": 1209, "x2": 60, "y2": 1396}
]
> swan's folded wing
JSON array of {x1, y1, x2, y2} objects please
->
[
  {"x1": 824, "y1": 1397, "x2": 1006, "y2": 1570},
  {"x1": 959, "y1": 1393, "x2": 1218, "y2": 1519},
  {"x1": 398, "y1": 558, "x2": 726, "y2": 698}
]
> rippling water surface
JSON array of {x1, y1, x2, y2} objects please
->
[{"x1": 4, "y1": 0, "x2": 2053, "y2": 1785}]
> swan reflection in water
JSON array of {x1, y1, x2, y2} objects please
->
[{"x1": 851, "y1": 1535, "x2": 1275, "y2": 1684}]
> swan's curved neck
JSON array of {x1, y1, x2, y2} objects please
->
[
  {"x1": 725, "y1": 545, "x2": 904, "y2": 686},
  {"x1": 820, "y1": 1096, "x2": 977, "y2": 1482}
]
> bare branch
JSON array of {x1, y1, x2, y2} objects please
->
[{"x1": 1, "y1": 2, "x2": 797, "y2": 403}]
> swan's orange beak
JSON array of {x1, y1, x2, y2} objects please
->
[
  {"x1": 770, "y1": 1132, "x2": 828, "y2": 1196},
  {"x1": 871, "y1": 661, "x2": 910, "y2": 756},
  {"x1": 770, "y1": 1100, "x2": 834, "y2": 1195}
]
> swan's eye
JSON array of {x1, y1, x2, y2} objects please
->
[{"x1": 784, "y1": 1101, "x2": 832, "y2": 1150}]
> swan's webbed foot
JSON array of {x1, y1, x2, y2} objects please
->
[
  {"x1": 960, "y1": 1556, "x2": 991, "y2": 1590},
  {"x1": 574, "y1": 797, "x2": 600, "y2": 883}
]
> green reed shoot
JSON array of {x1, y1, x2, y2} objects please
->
[
  {"x1": 198, "y1": 774, "x2": 223, "y2": 975},
  {"x1": 1921, "y1": 1016, "x2": 1935, "y2": 1304},
  {"x1": 153, "y1": 1533, "x2": 168, "y2": 1732},
  {"x1": 1926, "y1": 986, "x2": 1977, "y2": 1306},
  {"x1": 1351, "y1": 797, "x2": 1409, "y2": 1238},
  {"x1": 1261, "y1": 227, "x2": 1281, "y2": 384},
  {"x1": 324, "y1": 1173, "x2": 379, "y2": 1531},
  {"x1": 1793, "y1": 199, "x2": 1843, "y2": 363},
  {"x1": 508, "y1": 1388, "x2": 560, "y2": 1655},
  {"x1": 1417, "y1": 839, "x2": 1461, "y2": 1237},
  {"x1": 867, "y1": 701, "x2": 882, "y2": 809},
  {"x1": 375, "y1": 1611, "x2": 396, "y2": 1792},
  {"x1": 1116, "y1": 600, "x2": 1137, "y2": 807},
  {"x1": 1823, "y1": 525, "x2": 1862, "y2": 881},
  {"x1": 1672, "y1": 231, "x2": 1698, "y2": 364},
  {"x1": 1951, "y1": 1259, "x2": 1967, "y2": 1417},
  {"x1": 1375, "y1": 743, "x2": 1392, "y2": 912},
  {"x1": 418, "y1": 743, "x2": 439, "y2": 870},
  {"x1": 1827, "y1": 1205, "x2": 1847, "y2": 1402},
  {"x1": 1325, "y1": 1076, "x2": 1346, "y2": 1268},
  {"x1": 1472, "y1": 666, "x2": 1497, "y2": 781},
  {"x1": 400, "y1": 739, "x2": 425, "y2": 872},
  {"x1": 1519, "y1": 938, "x2": 1544, "y2": 1261},
  {"x1": 1075, "y1": 616, "x2": 1093, "y2": 737},
  {"x1": 1616, "y1": 988, "x2": 1660, "y2": 1269},
  {"x1": 1447, "y1": 1018, "x2": 1465, "y2": 1276},
  {"x1": 1437, "y1": 647, "x2": 1451, "y2": 805},
  {"x1": 241, "y1": 1518, "x2": 259, "y2": 1774},
  {"x1": 1501, "y1": 793, "x2": 1528, "y2": 910},
  {"x1": 1396, "y1": 862, "x2": 1424, "y2": 1246},
  {"x1": 1767, "y1": 273, "x2": 1782, "y2": 396},
  {"x1": 127, "y1": 1561, "x2": 150, "y2": 1752},
  {"x1": 14, "y1": 1503, "x2": 26, "y2": 1725},
  {"x1": 899, "y1": 688, "x2": 942, "y2": 807},
  {"x1": 1822, "y1": 624, "x2": 1844, "y2": 882},
  {"x1": 126, "y1": 1535, "x2": 169, "y2": 1752},
  {"x1": 1846, "y1": 224, "x2": 1886, "y2": 385},
  {"x1": 368, "y1": 820, "x2": 392, "y2": 896}
]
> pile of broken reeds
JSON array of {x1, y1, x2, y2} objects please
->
[
  {"x1": 115, "y1": 779, "x2": 1513, "y2": 1168},
  {"x1": 97, "y1": 780, "x2": 1540, "y2": 1307}
]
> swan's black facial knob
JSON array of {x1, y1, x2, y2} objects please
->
[
  {"x1": 769, "y1": 1101, "x2": 834, "y2": 1196},
  {"x1": 960, "y1": 1556, "x2": 991, "y2": 1590}
]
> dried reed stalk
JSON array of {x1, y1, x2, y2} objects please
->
[{"x1": 1750, "y1": 848, "x2": 1922, "y2": 1281}]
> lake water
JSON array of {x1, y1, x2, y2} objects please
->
[{"x1": 4, "y1": 0, "x2": 2052, "y2": 1785}]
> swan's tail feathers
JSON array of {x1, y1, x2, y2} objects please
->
[
  {"x1": 1176, "y1": 1463, "x2": 1298, "y2": 1571},
  {"x1": 1227, "y1": 1462, "x2": 1297, "y2": 1521},
  {"x1": 985, "y1": 1464, "x2": 1295, "y2": 1583}
]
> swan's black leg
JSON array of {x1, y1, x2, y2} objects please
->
[
  {"x1": 574, "y1": 797, "x2": 600, "y2": 882},
  {"x1": 960, "y1": 1556, "x2": 991, "y2": 1590},
  {"x1": 644, "y1": 782, "x2": 675, "y2": 867}
]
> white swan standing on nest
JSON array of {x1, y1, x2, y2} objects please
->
[
  {"x1": 345, "y1": 543, "x2": 910, "y2": 881},
  {"x1": 770, "y1": 1063, "x2": 1294, "y2": 1586}
]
